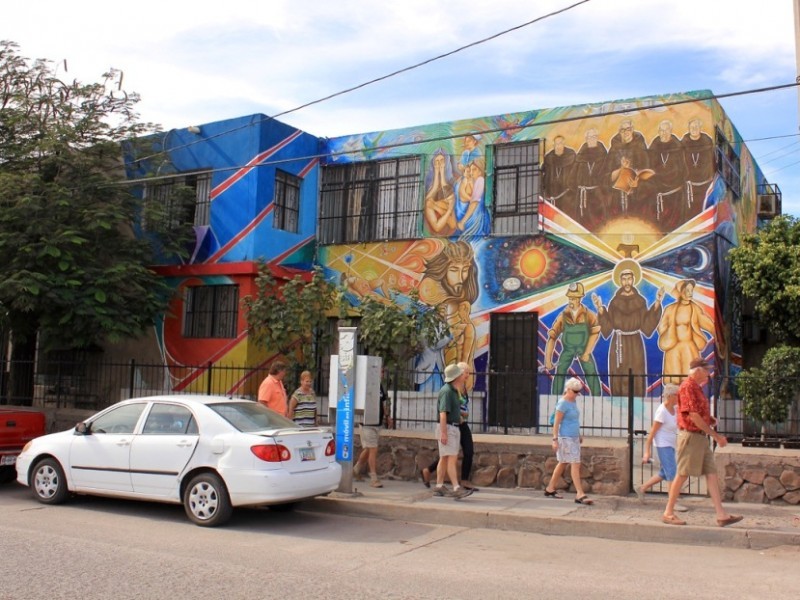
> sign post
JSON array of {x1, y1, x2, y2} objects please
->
[{"x1": 335, "y1": 326, "x2": 357, "y2": 493}]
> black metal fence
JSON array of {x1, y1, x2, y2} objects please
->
[{"x1": 3, "y1": 358, "x2": 797, "y2": 444}]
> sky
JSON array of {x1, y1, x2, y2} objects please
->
[{"x1": 4, "y1": 0, "x2": 799, "y2": 214}]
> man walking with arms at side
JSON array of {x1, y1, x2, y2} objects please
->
[
  {"x1": 434, "y1": 364, "x2": 473, "y2": 499},
  {"x1": 258, "y1": 361, "x2": 289, "y2": 417},
  {"x1": 662, "y1": 357, "x2": 742, "y2": 527}
]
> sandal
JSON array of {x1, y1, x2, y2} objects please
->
[
  {"x1": 662, "y1": 514, "x2": 686, "y2": 526},
  {"x1": 574, "y1": 495, "x2": 594, "y2": 505},
  {"x1": 717, "y1": 515, "x2": 743, "y2": 528},
  {"x1": 544, "y1": 489, "x2": 563, "y2": 499}
]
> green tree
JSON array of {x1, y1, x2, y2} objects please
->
[
  {"x1": 357, "y1": 289, "x2": 448, "y2": 377},
  {"x1": 243, "y1": 264, "x2": 338, "y2": 380},
  {"x1": 0, "y1": 41, "x2": 177, "y2": 404},
  {"x1": 738, "y1": 345, "x2": 800, "y2": 438},
  {"x1": 728, "y1": 215, "x2": 800, "y2": 344}
]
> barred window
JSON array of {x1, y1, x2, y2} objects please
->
[
  {"x1": 273, "y1": 170, "x2": 301, "y2": 233},
  {"x1": 492, "y1": 141, "x2": 542, "y2": 235},
  {"x1": 318, "y1": 157, "x2": 420, "y2": 244},
  {"x1": 143, "y1": 172, "x2": 211, "y2": 231},
  {"x1": 183, "y1": 285, "x2": 239, "y2": 339},
  {"x1": 715, "y1": 128, "x2": 740, "y2": 199}
]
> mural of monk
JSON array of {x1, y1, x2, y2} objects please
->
[
  {"x1": 681, "y1": 118, "x2": 716, "y2": 216},
  {"x1": 591, "y1": 260, "x2": 664, "y2": 397},
  {"x1": 542, "y1": 135, "x2": 577, "y2": 216},
  {"x1": 573, "y1": 128, "x2": 609, "y2": 228},
  {"x1": 544, "y1": 282, "x2": 602, "y2": 396},
  {"x1": 657, "y1": 279, "x2": 715, "y2": 383},
  {"x1": 418, "y1": 240, "x2": 479, "y2": 387},
  {"x1": 648, "y1": 120, "x2": 687, "y2": 228},
  {"x1": 608, "y1": 119, "x2": 652, "y2": 218}
]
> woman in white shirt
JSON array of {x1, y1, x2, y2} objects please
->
[{"x1": 638, "y1": 383, "x2": 686, "y2": 511}]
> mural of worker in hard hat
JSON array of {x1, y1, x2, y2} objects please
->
[{"x1": 544, "y1": 281, "x2": 602, "y2": 397}]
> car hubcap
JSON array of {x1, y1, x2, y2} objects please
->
[
  {"x1": 188, "y1": 481, "x2": 218, "y2": 520},
  {"x1": 34, "y1": 465, "x2": 58, "y2": 498}
]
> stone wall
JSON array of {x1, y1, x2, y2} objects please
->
[
  {"x1": 362, "y1": 430, "x2": 630, "y2": 496},
  {"x1": 717, "y1": 445, "x2": 800, "y2": 506}
]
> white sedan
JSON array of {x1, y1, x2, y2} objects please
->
[{"x1": 16, "y1": 395, "x2": 341, "y2": 526}]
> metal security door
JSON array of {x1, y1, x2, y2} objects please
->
[{"x1": 488, "y1": 313, "x2": 538, "y2": 431}]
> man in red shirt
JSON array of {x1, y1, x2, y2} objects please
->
[
  {"x1": 258, "y1": 361, "x2": 288, "y2": 417},
  {"x1": 662, "y1": 357, "x2": 742, "y2": 527}
]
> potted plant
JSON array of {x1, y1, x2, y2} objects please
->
[{"x1": 737, "y1": 346, "x2": 800, "y2": 448}]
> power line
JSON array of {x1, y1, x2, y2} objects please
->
[
  {"x1": 132, "y1": 1, "x2": 592, "y2": 164},
  {"x1": 120, "y1": 81, "x2": 800, "y2": 187}
]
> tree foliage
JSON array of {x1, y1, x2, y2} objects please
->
[
  {"x1": 0, "y1": 41, "x2": 190, "y2": 404},
  {"x1": 738, "y1": 345, "x2": 800, "y2": 427},
  {"x1": 0, "y1": 40, "x2": 177, "y2": 355},
  {"x1": 728, "y1": 215, "x2": 800, "y2": 344},
  {"x1": 243, "y1": 264, "x2": 338, "y2": 374},
  {"x1": 357, "y1": 289, "x2": 448, "y2": 374}
]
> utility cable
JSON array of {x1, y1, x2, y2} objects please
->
[
  {"x1": 119, "y1": 80, "x2": 800, "y2": 187},
  {"x1": 132, "y1": 0, "x2": 592, "y2": 164}
]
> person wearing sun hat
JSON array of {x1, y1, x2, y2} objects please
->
[
  {"x1": 661, "y1": 357, "x2": 743, "y2": 527},
  {"x1": 432, "y1": 363, "x2": 473, "y2": 500},
  {"x1": 544, "y1": 376, "x2": 594, "y2": 505}
]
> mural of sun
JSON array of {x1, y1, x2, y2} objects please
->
[
  {"x1": 515, "y1": 239, "x2": 557, "y2": 287},
  {"x1": 519, "y1": 247, "x2": 548, "y2": 281}
]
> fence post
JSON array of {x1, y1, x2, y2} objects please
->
[
  {"x1": 627, "y1": 368, "x2": 634, "y2": 494},
  {"x1": 206, "y1": 362, "x2": 213, "y2": 396},
  {"x1": 128, "y1": 359, "x2": 136, "y2": 399},
  {"x1": 391, "y1": 363, "x2": 398, "y2": 430},
  {"x1": 503, "y1": 365, "x2": 509, "y2": 436}
]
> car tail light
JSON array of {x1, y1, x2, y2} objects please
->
[
  {"x1": 325, "y1": 439, "x2": 335, "y2": 456},
  {"x1": 251, "y1": 444, "x2": 291, "y2": 462}
]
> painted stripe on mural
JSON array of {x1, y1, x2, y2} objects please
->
[
  {"x1": 170, "y1": 331, "x2": 249, "y2": 391},
  {"x1": 268, "y1": 235, "x2": 315, "y2": 266},
  {"x1": 207, "y1": 205, "x2": 274, "y2": 264},
  {"x1": 209, "y1": 130, "x2": 303, "y2": 200}
]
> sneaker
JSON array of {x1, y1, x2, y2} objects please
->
[
  {"x1": 452, "y1": 487, "x2": 474, "y2": 500},
  {"x1": 674, "y1": 503, "x2": 689, "y2": 512},
  {"x1": 369, "y1": 480, "x2": 383, "y2": 488},
  {"x1": 636, "y1": 486, "x2": 646, "y2": 502},
  {"x1": 433, "y1": 486, "x2": 452, "y2": 497}
]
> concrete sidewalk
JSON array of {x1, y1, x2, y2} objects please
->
[{"x1": 304, "y1": 479, "x2": 800, "y2": 550}]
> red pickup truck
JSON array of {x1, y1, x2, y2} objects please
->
[{"x1": 0, "y1": 406, "x2": 46, "y2": 483}]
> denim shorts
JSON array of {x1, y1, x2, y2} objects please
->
[{"x1": 655, "y1": 445, "x2": 677, "y2": 481}]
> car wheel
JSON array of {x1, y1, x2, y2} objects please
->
[
  {"x1": 31, "y1": 458, "x2": 69, "y2": 504},
  {"x1": 269, "y1": 502, "x2": 299, "y2": 512},
  {"x1": 183, "y1": 473, "x2": 232, "y2": 527}
]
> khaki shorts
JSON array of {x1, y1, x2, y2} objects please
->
[
  {"x1": 676, "y1": 430, "x2": 717, "y2": 477},
  {"x1": 359, "y1": 425, "x2": 380, "y2": 448},
  {"x1": 437, "y1": 424, "x2": 461, "y2": 457}
]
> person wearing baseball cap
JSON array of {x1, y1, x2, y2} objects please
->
[{"x1": 544, "y1": 377, "x2": 594, "y2": 505}]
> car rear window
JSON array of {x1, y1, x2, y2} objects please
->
[{"x1": 208, "y1": 401, "x2": 298, "y2": 433}]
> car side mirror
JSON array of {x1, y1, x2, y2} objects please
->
[{"x1": 74, "y1": 422, "x2": 89, "y2": 435}]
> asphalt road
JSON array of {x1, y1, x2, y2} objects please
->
[{"x1": 1, "y1": 483, "x2": 798, "y2": 600}]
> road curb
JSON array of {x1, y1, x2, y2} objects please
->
[{"x1": 305, "y1": 496, "x2": 800, "y2": 550}]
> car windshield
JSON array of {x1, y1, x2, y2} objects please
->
[{"x1": 208, "y1": 401, "x2": 298, "y2": 433}]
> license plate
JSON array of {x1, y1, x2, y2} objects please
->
[
  {"x1": 299, "y1": 447, "x2": 315, "y2": 462},
  {"x1": 0, "y1": 455, "x2": 16, "y2": 466}
]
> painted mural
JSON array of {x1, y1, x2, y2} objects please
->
[{"x1": 319, "y1": 91, "x2": 761, "y2": 413}]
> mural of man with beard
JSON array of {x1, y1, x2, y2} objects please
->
[
  {"x1": 591, "y1": 260, "x2": 664, "y2": 397},
  {"x1": 419, "y1": 240, "x2": 480, "y2": 388}
]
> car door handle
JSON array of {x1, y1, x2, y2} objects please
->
[
  {"x1": 176, "y1": 440, "x2": 194, "y2": 447},
  {"x1": 115, "y1": 439, "x2": 131, "y2": 447}
]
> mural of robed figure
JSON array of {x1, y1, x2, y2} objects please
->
[
  {"x1": 544, "y1": 282, "x2": 602, "y2": 397},
  {"x1": 591, "y1": 260, "x2": 664, "y2": 397}
]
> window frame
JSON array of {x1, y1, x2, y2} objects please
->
[
  {"x1": 318, "y1": 156, "x2": 421, "y2": 244},
  {"x1": 273, "y1": 170, "x2": 302, "y2": 233},
  {"x1": 183, "y1": 284, "x2": 239, "y2": 339},
  {"x1": 143, "y1": 171, "x2": 212, "y2": 231},
  {"x1": 491, "y1": 140, "x2": 542, "y2": 235}
]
